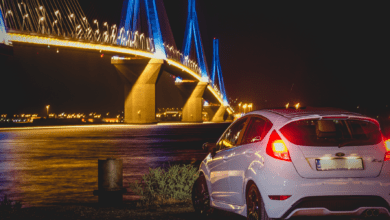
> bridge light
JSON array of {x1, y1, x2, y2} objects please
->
[
  {"x1": 175, "y1": 77, "x2": 183, "y2": 83},
  {"x1": 201, "y1": 76, "x2": 209, "y2": 82}
]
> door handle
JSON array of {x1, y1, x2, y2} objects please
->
[{"x1": 223, "y1": 155, "x2": 228, "y2": 160}]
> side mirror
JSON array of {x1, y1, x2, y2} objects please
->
[{"x1": 202, "y1": 142, "x2": 217, "y2": 157}]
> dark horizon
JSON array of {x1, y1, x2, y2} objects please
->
[{"x1": 0, "y1": 0, "x2": 388, "y2": 118}]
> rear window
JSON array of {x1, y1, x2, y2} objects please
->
[{"x1": 279, "y1": 119, "x2": 382, "y2": 146}]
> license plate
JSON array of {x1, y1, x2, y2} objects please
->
[{"x1": 315, "y1": 158, "x2": 363, "y2": 171}]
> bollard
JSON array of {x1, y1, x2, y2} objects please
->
[{"x1": 93, "y1": 158, "x2": 127, "y2": 206}]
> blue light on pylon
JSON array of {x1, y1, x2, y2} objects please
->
[
  {"x1": 119, "y1": 0, "x2": 140, "y2": 37},
  {"x1": 119, "y1": 0, "x2": 166, "y2": 59},
  {"x1": 212, "y1": 39, "x2": 228, "y2": 105},
  {"x1": 145, "y1": 0, "x2": 166, "y2": 59},
  {"x1": 182, "y1": 0, "x2": 208, "y2": 80},
  {"x1": 0, "y1": 8, "x2": 7, "y2": 43}
]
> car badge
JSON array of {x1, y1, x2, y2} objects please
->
[{"x1": 335, "y1": 152, "x2": 345, "y2": 157}]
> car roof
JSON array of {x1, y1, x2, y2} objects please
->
[
  {"x1": 265, "y1": 108, "x2": 362, "y2": 119},
  {"x1": 245, "y1": 107, "x2": 367, "y2": 128}
]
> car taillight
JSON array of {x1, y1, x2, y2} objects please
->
[
  {"x1": 266, "y1": 130, "x2": 291, "y2": 162},
  {"x1": 269, "y1": 195, "x2": 291, "y2": 200},
  {"x1": 384, "y1": 139, "x2": 390, "y2": 161}
]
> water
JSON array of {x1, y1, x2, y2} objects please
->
[{"x1": 0, "y1": 123, "x2": 230, "y2": 207}]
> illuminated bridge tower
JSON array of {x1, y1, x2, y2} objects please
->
[
  {"x1": 113, "y1": 0, "x2": 213, "y2": 124},
  {"x1": 119, "y1": 0, "x2": 166, "y2": 59},
  {"x1": 182, "y1": 0, "x2": 208, "y2": 80},
  {"x1": 113, "y1": 0, "x2": 170, "y2": 124},
  {"x1": 180, "y1": 0, "x2": 209, "y2": 122},
  {"x1": 210, "y1": 38, "x2": 228, "y2": 122}
]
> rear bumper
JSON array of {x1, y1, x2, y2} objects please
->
[
  {"x1": 287, "y1": 207, "x2": 389, "y2": 219},
  {"x1": 282, "y1": 196, "x2": 390, "y2": 219},
  {"x1": 256, "y1": 169, "x2": 390, "y2": 218}
]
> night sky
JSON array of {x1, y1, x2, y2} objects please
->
[{"x1": 1, "y1": 0, "x2": 388, "y2": 117}]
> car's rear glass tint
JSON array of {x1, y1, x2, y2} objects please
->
[{"x1": 279, "y1": 119, "x2": 382, "y2": 146}]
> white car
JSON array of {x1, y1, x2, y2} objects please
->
[{"x1": 192, "y1": 108, "x2": 390, "y2": 219}]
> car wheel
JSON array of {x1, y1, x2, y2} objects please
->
[
  {"x1": 192, "y1": 175, "x2": 213, "y2": 216},
  {"x1": 246, "y1": 183, "x2": 274, "y2": 220}
]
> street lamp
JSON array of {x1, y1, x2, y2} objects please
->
[
  {"x1": 243, "y1": 104, "x2": 247, "y2": 113},
  {"x1": 46, "y1": 105, "x2": 50, "y2": 117}
]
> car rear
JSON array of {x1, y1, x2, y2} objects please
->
[{"x1": 259, "y1": 111, "x2": 390, "y2": 219}]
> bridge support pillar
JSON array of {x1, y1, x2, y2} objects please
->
[
  {"x1": 182, "y1": 82, "x2": 208, "y2": 123},
  {"x1": 211, "y1": 105, "x2": 227, "y2": 122},
  {"x1": 112, "y1": 58, "x2": 163, "y2": 124}
]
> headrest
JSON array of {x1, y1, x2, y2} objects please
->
[{"x1": 316, "y1": 120, "x2": 337, "y2": 138}]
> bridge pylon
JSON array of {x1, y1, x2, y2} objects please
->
[
  {"x1": 182, "y1": 0, "x2": 209, "y2": 81},
  {"x1": 119, "y1": 0, "x2": 167, "y2": 59},
  {"x1": 210, "y1": 39, "x2": 228, "y2": 122},
  {"x1": 112, "y1": 57, "x2": 163, "y2": 124}
]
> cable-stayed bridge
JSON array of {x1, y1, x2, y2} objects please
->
[{"x1": 0, "y1": 0, "x2": 232, "y2": 123}]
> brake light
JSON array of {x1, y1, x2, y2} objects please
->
[
  {"x1": 266, "y1": 130, "x2": 291, "y2": 162},
  {"x1": 269, "y1": 195, "x2": 291, "y2": 200},
  {"x1": 321, "y1": 116, "x2": 349, "y2": 120},
  {"x1": 384, "y1": 139, "x2": 390, "y2": 161}
]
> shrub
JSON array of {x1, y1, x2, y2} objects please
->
[{"x1": 129, "y1": 164, "x2": 199, "y2": 206}]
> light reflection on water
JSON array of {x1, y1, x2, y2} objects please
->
[{"x1": 0, "y1": 123, "x2": 229, "y2": 207}]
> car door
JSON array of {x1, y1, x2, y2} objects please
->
[
  {"x1": 207, "y1": 117, "x2": 249, "y2": 204},
  {"x1": 227, "y1": 116, "x2": 273, "y2": 205}
]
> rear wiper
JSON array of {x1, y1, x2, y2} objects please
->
[{"x1": 338, "y1": 139, "x2": 362, "y2": 148}]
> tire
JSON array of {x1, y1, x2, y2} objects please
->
[
  {"x1": 192, "y1": 175, "x2": 213, "y2": 216},
  {"x1": 246, "y1": 183, "x2": 274, "y2": 220}
]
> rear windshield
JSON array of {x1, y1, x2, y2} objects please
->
[{"x1": 279, "y1": 119, "x2": 382, "y2": 146}]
